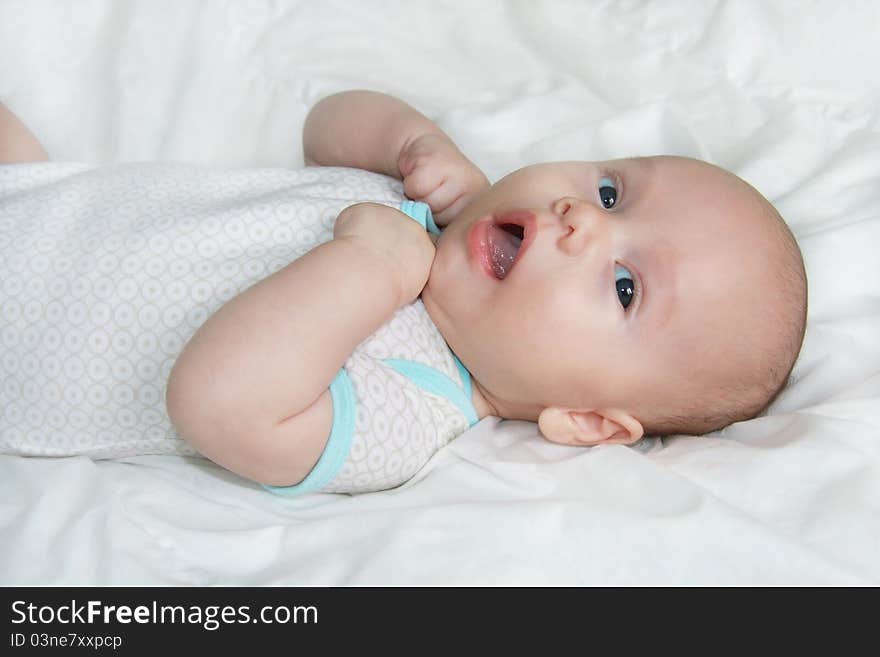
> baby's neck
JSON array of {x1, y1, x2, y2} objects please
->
[
  {"x1": 420, "y1": 289, "x2": 533, "y2": 422},
  {"x1": 468, "y1": 374, "x2": 545, "y2": 423},
  {"x1": 469, "y1": 377, "x2": 499, "y2": 420}
]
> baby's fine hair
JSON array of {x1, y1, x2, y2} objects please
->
[{"x1": 645, "y1": 179, "x2": 808, "y2": 437}]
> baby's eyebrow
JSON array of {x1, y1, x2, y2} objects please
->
[
  {"x1": 612, "y1": 159, "x2": 675, "y2": 328},
  {"x1": 634, "y1": 241, "x2": 677, "y2": 331},
  {"x1": 611, "y1": 157, "x2": 676, "y2": 329},
  {"x1": 628, "y1": 156, "x2": 656, "y2": 175},
  {"x1": 615, "y1": 156, "x2": 653, "y2": 185}
]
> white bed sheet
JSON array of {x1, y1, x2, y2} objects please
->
[{"x1": 1, "y1": 0, "x2": 878, "y2": 585}]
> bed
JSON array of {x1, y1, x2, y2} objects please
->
[{"x1": 1, "y1": 0, "x2": 878, "y2": 585}]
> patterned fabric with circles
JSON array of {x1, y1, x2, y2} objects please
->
[{"x1": 0, "y1": 162, "x2": 470, "y2": 479}]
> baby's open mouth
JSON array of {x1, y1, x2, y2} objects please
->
[{"x1": 487, "y1": 222, "x2": 524, "y2": 279}]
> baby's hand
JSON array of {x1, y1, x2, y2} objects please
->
[
  {"x1": 333, "y1": 202, "x2": 436, "y2": 307},
  {"x1": 398, "y1": 133, "x2": 490, "y2": 226}
]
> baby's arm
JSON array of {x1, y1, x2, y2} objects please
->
[
  {"x1": 166, "y1": 202, "x2": 435, "y2": 487},
  {"x1": 303, "y1": 90, "x2": 438, "y2": 176},
  {"x1": 303, "y1": 90, "x2": 489, "y2": 225},
  {"x1": 0, "y1": 101, "x2": 49, "y2": 163}
]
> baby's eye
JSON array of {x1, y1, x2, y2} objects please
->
[
  {"x1": 615, "y1": 264, "x2": 635, "y2": 310},
  {"x1": 599, "y1": 176, "x2": 618, "y2": 209}
]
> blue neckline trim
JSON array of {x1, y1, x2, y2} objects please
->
[
  {"x1": 382, "y1": 358, "x2": 479, "y2": 428},
  {"x1": 452, "y1": 353, "x2": 473, "y2": 403},
  {"x1": 399, "y1": 200, "x2": 441, "y2": 235}
]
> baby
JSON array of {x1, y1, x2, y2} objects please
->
[
  {"x1": 0, "y1": 91, "x2": 807, "y2": 496},
  {"x1": 165, "y1": 91, "x2": 808, "y2": 494}
]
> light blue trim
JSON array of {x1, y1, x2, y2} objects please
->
[
  {"x1": 262, "y1": 368, "x2": 356, "y2": 497},
  {"x1": 452, "y1": 353, "x2": 472, "y2": 402},
  {"x1": 263, "y1": 198, "x2": 441, "y2": 497},
  {"x1": 399, "y1": 200, "x2": 441, "y2": 236},
  {"x1": 382, "y1": 358, "x2": 479, "y2": 428}
]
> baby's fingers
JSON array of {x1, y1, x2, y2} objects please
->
[
  {"x1": 431, "y1": 190, "x2": 473, "y2": 226},
  {"x1": 402, "y1": 164, "x2": 444, "y2": 202},
  {"x1": 422, "y1": 180, "x2": 470, "y2": 225},
  {"x1": 405, "y1": 169, "x2": 466, "y2": 222}
]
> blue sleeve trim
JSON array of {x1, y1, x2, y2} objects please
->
[
  {"x1": 399, "y1": 200, "x2": 441, "y2": 236},
  {"x1": 262, "y1": 368, "x2": 356, "y2": 497},
  {"x1": 382, "y1": 358, "x2": 479, "y2": 428}
]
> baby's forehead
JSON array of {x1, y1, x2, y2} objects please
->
[
  {"x1": 629, "y1": 159, "x2": 783, "y2": 326},
  {"x1": 645, "y1": 158, "x2": 770, "y2": 228}
]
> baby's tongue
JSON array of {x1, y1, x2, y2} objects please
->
[{"x1": 488, "y1": 224, "x2": 522, "y2": 279}]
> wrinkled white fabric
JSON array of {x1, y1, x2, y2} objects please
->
[{"x1": 1, "y1": 0, "x2": 878, "y2": 584}]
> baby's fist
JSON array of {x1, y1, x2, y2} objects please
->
[
  {"x1": 333, "y1": 202, "x2": 436, "y2": 307},
  {"x1": 398, "y1": 133, "x2": 489, "y2": 226}
]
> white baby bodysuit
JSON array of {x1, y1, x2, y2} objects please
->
[{"x1": 0, "y1": 162, "x2": 478, "y2": 495}]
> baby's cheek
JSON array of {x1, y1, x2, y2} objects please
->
[
  {"x1": 501, "y1": 307, "x2": 576, "y2": 371},
  {"x1": 520, "y1": 283, "x2": 583, "y2": 336}
]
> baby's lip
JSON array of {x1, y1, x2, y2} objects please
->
[
  {"x1": 466, "y1": 209, "x2": 538, "y2": 281},
  {"x1": 491, "y1": 209, "x2": 537, "y2": 279}
]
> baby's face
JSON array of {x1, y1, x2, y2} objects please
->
[{"x1": 421, "y1": 156, "x2": 778, "y2": 431}]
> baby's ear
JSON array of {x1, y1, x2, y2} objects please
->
[{"x1": 537, "y1": 407, "x2": 643, "y2": 446}]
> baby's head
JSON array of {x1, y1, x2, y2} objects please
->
[{"x1": 422, "y1": 156, "x2": 807, "y2": 444}]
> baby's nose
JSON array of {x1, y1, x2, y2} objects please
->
[
  {"x1": 552, "y1": 196, "x2": 608, "y2": 255},
  {"x1": 553, "y1": 196, "x2": 601, "y2": 222}
]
